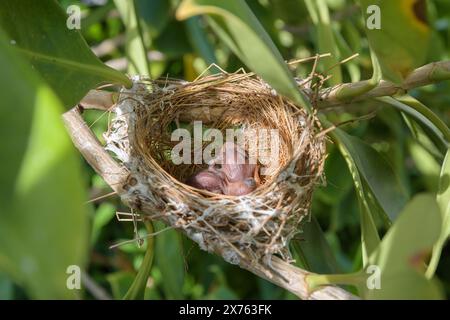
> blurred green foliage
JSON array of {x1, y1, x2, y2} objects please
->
[{"x1": 0, "y1": 0, "x2": 450, "y2": 299}]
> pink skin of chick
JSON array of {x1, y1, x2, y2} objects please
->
[{"x1": 186, "y1": 142, "x2": 260, "y2": 196}]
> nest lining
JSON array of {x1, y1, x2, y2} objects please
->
[{"x1": 104, "y1": 70, "x2": 326, "y2": 265}]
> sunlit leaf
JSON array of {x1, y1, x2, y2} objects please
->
[
  {"x1": 358, "y1": 0, "x2": 431, "y2": 83},
  {"x1": 114, "y1": 0, "x2": 151, "y2": 76},
  {"x1": 427, "y1": 149, "x2": 450, "y2": 277},
  {"x1": 176, "y1": 0, "x2": 312, "y2": 111},
  {"x1": 0, "y1": 32, "x2": 88, "y2": 298},
  {"x1": 366, "y1": 194, "x2": 443, "y2": 299},
  {"x1": 0, "y1": 0, "x2": 131, "y2": 108},
  {"x1": 305, "y1": 0, "x2": 342, "y2": 86}
]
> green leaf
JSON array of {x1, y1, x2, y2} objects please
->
[
  {"x1": 0, "y1": 32, "x2": 88, "y2": 298},
  {"x1": 427, "y1": 149, "x2": 450, "y2": 278},
  {"x1": 185, "y1": 16, "x2": 217, "y2": 66},
  {"x1": 378, "y1": 96, "x2": 449, "y2": 151},
  {"x1": 91, "y1": 203, "x2": 116, "y2": 245},
  {"x1": 396, "y1": 95, "x2": 450, "y2": 144},
  {"x1": 330, "y1": 129, "x2": 381, "y2": 266},
  {"x1": 0, "y1": 0, "x2": 131, "y2": 108},
  {"x1": 107, "y1": 272, "x2": 135, "y2": 300},
  {"x1": 332, "y1": 129, "x2": 408, "y2": 223},
  {"x1": 154, "y1": 221, "x2": 185, "y2": 299},
  {"x1": 114, "y1": 0, "x2": 151, "y2": 76},
  {"x1": 305, "y1": 0, "x2": 342, "y2": 86},
  {"x1": 409, "y1": 141, "x2": 441, "y2": 192},
  {"x1": 358, "y1": 0, "x2": 431, "y2": 83},
  {"x1": 124, "y1": 222, "x2": 155, "y2": 300},
  {"x1": 292, "y1": 216, "x2": 340, "y2": 274},
  {"x1": 366, "y1": 194, "x2": 443, "y2": 299},
  {"x1": 402, "y1": 114, "x2": 445, "y2": 160},
  {"x1": 176, "y1": 0, "x2": 312, "y2": 111},
  {"x1": 135, "y1": 0, "x2": 172, "y2": 37}
]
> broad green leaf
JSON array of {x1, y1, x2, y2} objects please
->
[
  {"x1": 378, "y1": 96, "x2": 449, "y2": 152},
  {"x1": 314, "y1": 146, "x2": 353, "y2": 206},
  {"x1": 402, "y1": 114, "x2": 444, "y2": 160},
  {"x1": 332, "y1": 129, "x2": 408, "y2": 223},
  {"x1": 409, "y1": 141, "x2": 441, "y2": 192},
  {"x1": 366, "y1": 194, "x2": 443, "y2": 299},
  {"x1": 427, "y1": 149, "x2": 450, "y2": 278},
  {"x1": 305, "y1": 0, "x2": 342, "y2": 86},
  {"x1": 114, "y1": 0, "x2": 151, "y2": 76},
  {"x1": 366, "y1": 268, "x2": 442, "y2": 299},
  {"x1": 124, "y1": 222, "x2": 155, "y2": 300},
  {"x1": 154, "y1": 221, "x2": 185, "y2": 299},
  {"x1": 185, "y1": 16, "x2": 217, "y2": 66},
  {"x1": 0, "y1": 0, "x2": 131, "y2": 108},
  {"x1": 330, "y1": 129, "x2": 380, "y2": 265},
  {"x1": 154, "y1": 20, "x2": 192, "y2": 58},
  {"x1": 135, "y1": 0, "x2": 172, "y2": 37},
  {"x1": 358, "y1": 0, "x2": 431, "y2": 83},
  {"x1": 292, "y1": 216, "x2": 340, "y2": 274},
  {"x1": 176, "y1": 0, "x2": 312, "y2": 111},
  {"x1": 0, "y1": 32, "x2": 88, "y2": 298},
  {"x1": 396, "y1": 95, "x2": 450, "y2": 144}
]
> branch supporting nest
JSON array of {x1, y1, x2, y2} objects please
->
[
  {"x1": 62, "y1": 98, "x2": 358, "y2": 301},
  {"x1": 62, "y1": 60, "x2": 450, "y2": 300}
]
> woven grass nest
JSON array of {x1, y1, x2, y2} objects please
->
[{"x1": 104, "y1": 69, "x2": 326, "y2": 266}]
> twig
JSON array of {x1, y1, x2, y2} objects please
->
[
  {"x1": 62, "y1": 105, "x2": 359, "y2": 300},
  {"x1": 80, "y1": 61, "x2": 450, "y2": 118},
  {"x1": 62, "y1": 106, "x2": 129, "y2": 194},
  {"x1": 317, "y1": 61, "x2": 450, "y2": 107},
  {"x1": 81, "y1": 271, "x2": 112, "y2": 300}
]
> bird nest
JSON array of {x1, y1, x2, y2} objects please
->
[{"x1": 104, "y1": 70, "x2": 326, "y2": 266}]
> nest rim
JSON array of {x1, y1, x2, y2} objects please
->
[{"x1": 105, "y1": 69, "x2": 327, "y2": 263}]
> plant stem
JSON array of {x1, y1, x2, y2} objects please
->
[
  {"x1": 123, "y1": 221, "x2": 155, "y2": 300},
  {"x1": 306, "y1": 271, "x2": 367, "y2": 291}
]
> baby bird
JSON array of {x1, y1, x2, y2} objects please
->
[
  {"x1": 186, "y1": 142, "x2": 260, "y2": 196},
  {"x1": 185, "y1": 169, "x2": 224, "y2": 194}
]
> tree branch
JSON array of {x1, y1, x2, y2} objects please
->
[
  {"x1": 66, "y1": 60, "x2": 449, "y2": 300},
  {"x1": 62, "y1": 105, "x2": 359, "y2": 300},
  {"x1": 317, "y1": 61, "x2": 450, "y2": 107},
  {"x1": 79, "y1": 61, "x2": 450, "y2": 118}
]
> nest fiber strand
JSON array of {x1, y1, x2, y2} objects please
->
[{"x1": 104, "y1": 70, "x2": 326, "y2": 265}]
